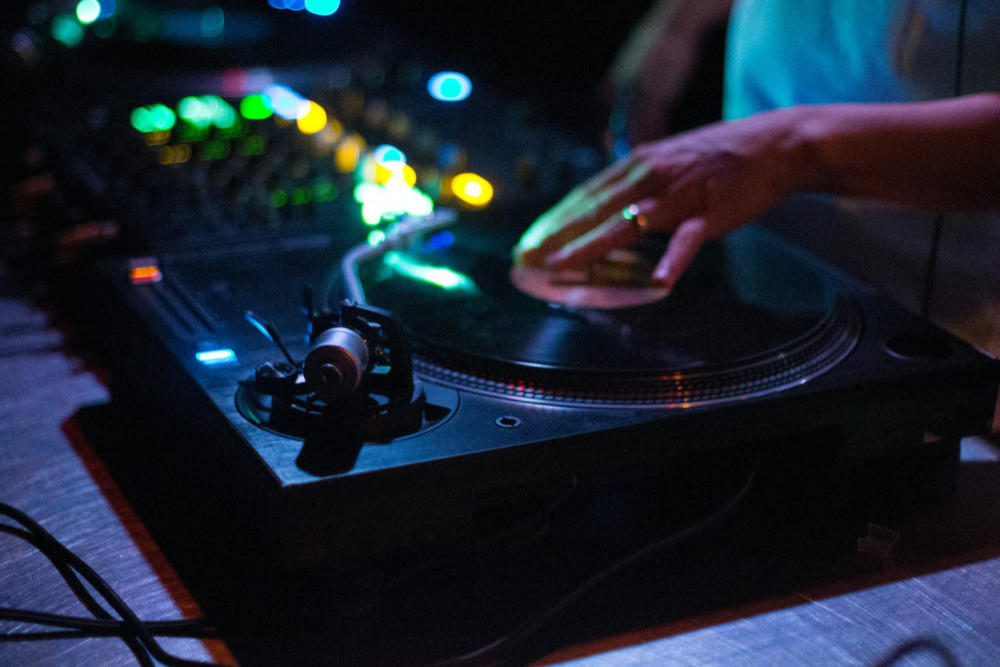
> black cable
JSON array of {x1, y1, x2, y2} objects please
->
[
  {"x1": 438, "y1": 454, "x2": 761, "y2": 666},
  {"x1": 0, "y1": 525, "x2": 114, "y2": 618},
  {"x1": 0, "y1": 502, "x2": 223, "y2": 666},
  {"x1": 0, "y1": 512, "x2": 163, "y2": 665},
  {"x1": 0, "y1": 522, "x2": 156, "y2": 666},
  {"x1": 0, "y1": 508, "x2": 187, "y2": 666},
  {"x1": 0, "y1": 608, "x2": 216, "y2": 638}
]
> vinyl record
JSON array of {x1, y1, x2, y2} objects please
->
[{"x1": 359, "y1": 218, "x2": 860, "y2": 407}]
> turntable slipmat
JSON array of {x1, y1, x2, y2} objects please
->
[{"x1": 360, "y1": 227, "x2": 860, "y2": 408}]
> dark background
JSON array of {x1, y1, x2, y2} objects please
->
[{"x1": 3, "y1": 0, "x2": 726, "y2": 141}]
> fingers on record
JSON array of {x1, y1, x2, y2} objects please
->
[
  {"x1": 546, "y1": 197, "x2": 663, "y2": 270},
  {"x1": 517, "y1": 161, "x2": 650, "y2": 265}
]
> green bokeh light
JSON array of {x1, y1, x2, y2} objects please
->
[
  {"x1": 239, "y1": 94, "x2": 273, "y2": 120},
  {"x1": 130, "y1": 107, "x2": 153, "y2": 133},
  {"x1": 75, "y1": 0, "x2": 101, "y2": 24},
  {"x1": 131, "y1": 104, "x2": 175, "y2": 133},
  {"x1": 150, "y1": 104, "x2": 176, "y2": 131},
  {"x1": 178, "y1": 95, "x2": 237, "y2": 129},
  {"x1": 178, "y1": 97, "x2": 209, "y2": 127},
  {"x1": 270, "y1": 189, "x2": 288, "y2": 208},
  {"x1": 52, "y1": 13, "x2": 85, "y2": 47},
  {"x1": 215, "y1": 105, "x2": 237, "y2": 130}
]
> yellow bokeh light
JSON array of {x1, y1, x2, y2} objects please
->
[
  {"x1": 145, "y1": 130, "x2": 171, "y2": 146},
  {"x1": 334, "y1": 134, "x2": 365, "y2": 173},
  {"x1": 399, "y1": 164, "x2": 417, "y2": 187},
  {"x1": 450, "y1": 172, "x2": 494, "y2": 207},
  {"x1": 296, "y1": 101, "x2": 327, "y2": 134},
  {"x1": 158, "y1": 144, "x2": 192, "y2": 165},
  {"x1": 373, "y1": 162, "x2": 417, "y2": 186}
]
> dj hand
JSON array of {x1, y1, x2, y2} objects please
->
[{"x1": 514, "y1": 109, "x2": 804, "y2": 293}]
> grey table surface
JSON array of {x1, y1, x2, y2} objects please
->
[
  {"x1": 0, "y1": 292, "x2": 230, "y2": 666},
  {"x1": 2, "y1": 285, "x2": 1000, "y2": 666}
]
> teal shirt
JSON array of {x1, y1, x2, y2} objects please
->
[
  {"x1": 724, "y1": 0, "x2": 1000, "y2": 119},
  {"x1": 720, "y1": 0, "x2": 1000, "y2": 356}
]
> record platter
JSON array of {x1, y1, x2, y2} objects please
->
[{"x1": 89, "y1": 205, "x2": 999, "y2": 572}]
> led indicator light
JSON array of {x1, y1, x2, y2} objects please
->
[
  {"x1": 196, "y1": 349, "x2": 237, "y2": 365},
  {"x1": 129, "y1": 265, "x2": 162, "y2": 284}
]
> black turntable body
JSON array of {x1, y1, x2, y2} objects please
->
[{"x1": 86, "y1": 206, "x2": 1000, "y2": 573}]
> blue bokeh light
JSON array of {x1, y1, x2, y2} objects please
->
[
  {"x1": 428, "y1": 72, "x2": 472, "y2": 102},
  {"x1": 98, "y1": 0, "x2": 116, "y2": 19},
  {"x1": 305, "y1": 0, "x2": 340, "y2": 15},
  {"x1": 373, "y1": 144, "x2": 407, "y2": 169}
]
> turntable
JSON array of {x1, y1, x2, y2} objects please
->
[{"x1": 85, "y1": 202, "x2": 999, "y2": 573}]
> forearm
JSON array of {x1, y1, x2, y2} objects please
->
[
  {"x1": 610, "y1": 0, "x2": 733, "y2": 86},
  {"x1": 789, "y1": 93, "x2": 1000, "y2": 209}
]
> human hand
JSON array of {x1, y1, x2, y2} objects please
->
[{"x1": 514, "y1": 109, "x2": 806, "y2": 293}]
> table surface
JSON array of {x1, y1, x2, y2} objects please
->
[{"x1": 3, "y1": 275, "x2": 1000, "y2": 666}]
